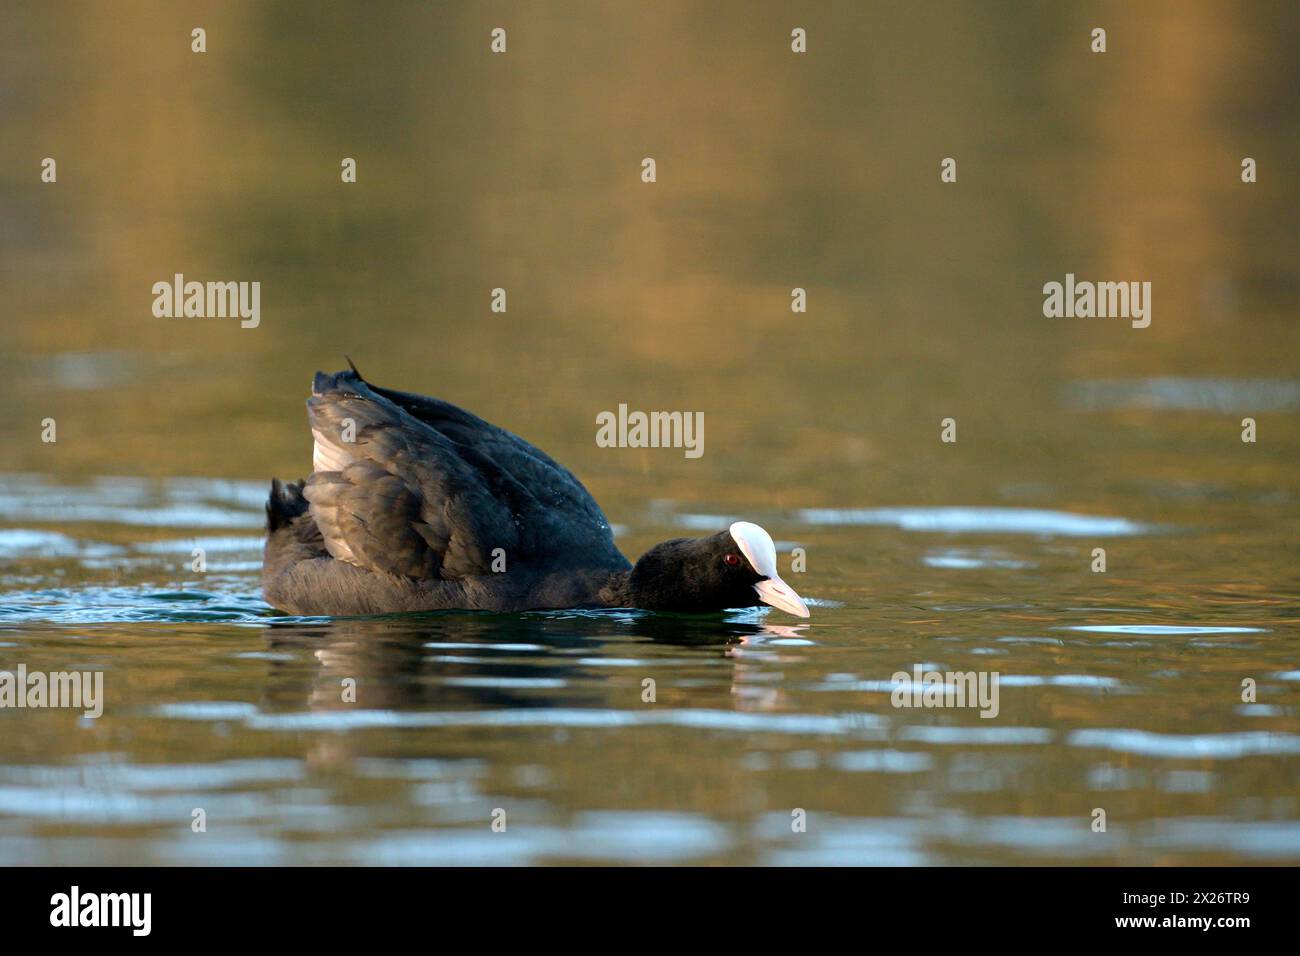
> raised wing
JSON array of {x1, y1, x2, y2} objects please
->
[{"x1": 302, "y1": 369, "x2": 625, "y2": 581}]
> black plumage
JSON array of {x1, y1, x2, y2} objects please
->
[{"x1": 262, "y1": 366, "x2": 809, "y2": 619}]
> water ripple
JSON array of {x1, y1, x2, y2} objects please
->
[
  {"x1": 1068, "y1": 729, "x2": 1300, "y2": 759},
  {"x1": 151, "y1": 704, "x2": 889, "y2": 736},
  {"x1": 795, "y1": 506, "x2": 1152, "y2": 536}
]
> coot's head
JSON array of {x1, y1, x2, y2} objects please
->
[{"x1": 629, "y1": 521, "x2": 810, "y2": 618}]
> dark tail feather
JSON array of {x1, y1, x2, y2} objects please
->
[
  {"x1": 266, "y1": 477, "x2": 308, "y2": 532},
  {"x1": 312, "y1": 364, "x2": 370, "y2": 397}
]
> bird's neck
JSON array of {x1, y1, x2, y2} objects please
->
[
  {"x1": 597, "y1": 569, "x2": 635, "y2": 608},
  {"x1": 601, "y1": 545, "x2": 701, "y2": 612}
]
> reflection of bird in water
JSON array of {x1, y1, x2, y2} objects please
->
[
  {"x1": 259, "y1": 611, "x2": 805, "y2": 713},
  {"x1": 256, "y1": 611, "x2": 812, "y2": 774},
  {"x1": 728, "y1": 622, "x2": 811, "y2": 713},
  {"x1": 263, "y1": 616, "x2": 590, "y2": 714}
]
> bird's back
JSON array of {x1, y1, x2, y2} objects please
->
[{"x1": 262, "y1": 367, "x2": 629, "y2": 615}]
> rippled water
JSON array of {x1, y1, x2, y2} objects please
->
[
  {"x1": 2, "y1": 1, "x2": 1298, "y2": 865},
  {"x1": 1, "y1": 471, "x2": 1297, "y2": 865}
]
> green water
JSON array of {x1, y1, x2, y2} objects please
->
[{"x1": 1, "y1": 1, "x2": 1297, "y2": 864}]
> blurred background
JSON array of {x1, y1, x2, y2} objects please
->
[{"x1": 0, "y1": 1, "x2": 1297, "y2": 865}]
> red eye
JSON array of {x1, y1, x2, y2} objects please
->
[{"x1": 724, "y1": 553, "x2": 741, "y2": 566}]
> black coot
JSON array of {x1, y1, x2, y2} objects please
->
[{"x1": 263, "y1": 364, "x2": 809, "y2": 619}]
